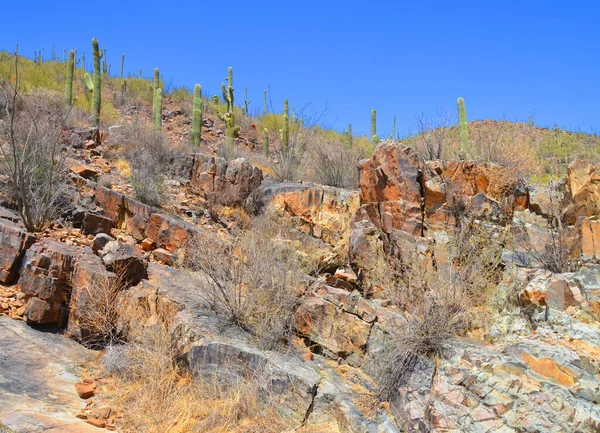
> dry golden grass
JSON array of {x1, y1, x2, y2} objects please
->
[{"x1": 96, "y1": 319, "x2": 288, "y2": 433}]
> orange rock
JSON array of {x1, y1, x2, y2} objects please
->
[
  {"x1": 75, "y1": 379, "x2": 96, "y2": 399},
  {"x1": 86, "y1": 418, "x2": 106, "y2": 428},
  {"x1": 520, "y1": 353, "x2": 576, "y2": 386}
]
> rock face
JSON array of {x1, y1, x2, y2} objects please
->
[
  {"x1": 264, "y1": 182, "x2": 360, "y2": 261},
  {"x1": 0, "y1": 316, "x2": 99, "y2": 432},
  {"x1": 565, "y1": 160, "x2": 600, "y2": 222},
  {"x1": 355, "y1": 142, "x2": 519, "y2": 239},
  {"x1": 191, "y1": 154, "x2": 263, "y2": 206},
  {"x1": 95, "y1": 187, "x2": 203, "y2": 264},
  {"x1": 0, "y1": 218, "x2": 36, "y2": 285}
]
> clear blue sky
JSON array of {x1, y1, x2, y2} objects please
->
[{"x1": 2, "y1": 0, "x2": 599, "y2": 137}]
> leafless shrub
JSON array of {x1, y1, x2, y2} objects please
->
[
  {"x1": 186, "y1": 212, "x2": 304, "y2": 350},
  {"x1": 71, "y1": 270, "x2": 127, "y2": 349},
  {"x1": 413, "y1": 108, "x2": 453, "y2": 160},
  {"x1": 0, "y1": 58, "x2": 71, "y2": 231},
  {"x1": 117, "y1": 117, "x2": 176, "y2": 206},
  {"x1": 308, "y1": 137, "x2": 365, "y2": 189},
  {"x1": 375, "y1": 213, "x2": 502, "y2": 402}
]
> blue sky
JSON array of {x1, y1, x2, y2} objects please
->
[{"x1": 2, "y1": 1, "x2": 599, "y2": 137}]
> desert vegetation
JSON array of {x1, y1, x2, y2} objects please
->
[{"x1": 1, "y1": 35, "x2": 600, "y2": 433}]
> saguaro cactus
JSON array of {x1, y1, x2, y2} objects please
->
[
  {"x1": 120, "y1": 53, "x2": 125, "y2": 79},
  {"x1": 64, "y1": 50, "x2": 75, "y2": 107},
  {"x1": 392, "y1": 116, "x2": 396, "y2": 140},
  {"x1": 192, "y1": 84, "x2": 202, "y2": 146},
  {"x1": 371, "y1": 109, "x2": 379, "y2": 144},
  {"x1": 91, "y1": 38, "x2": 102, "y2": 127},
  {"x1": 457, "y1": 97, "x2": 470, "y2": 157},
  {"x1": 263, "y1": 89, "x2": 267, "y2": 115},
  {"x1": 215, "y1": 66, "x2": 238, "y2": 148},
  {"x1": 345, "y1": 123, "x2": 353, "y2": 150},
  {"x1": 263, "y1": 128, "x2": 269, "y2": 157},
  {"x1": 154, "y1": 88, "x2": 162, "y2": 130},
  {"x1": 282, "y1": 99, "x2": 290, "y2": 154},
  {"x1": 244, "y1": 86, "x2": 250, "y2": 115},
  {"x1": 152, "y1": 68, "x2": 160, "y2": 124}
]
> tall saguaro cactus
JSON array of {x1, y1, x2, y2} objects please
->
[
  {"x1": 154, "y1": 88, "x2": 163, "y2": 130},
  {"x1": 263, "y1": 89, "x2": 267, "y2": 115},
  {"x1": 152, "y1": 68, "x2": 160, "y2": 122},
  {"x1": 371, "y1": 109, "x2": 379, "y2": 144},
  {"x1": 282, "y1": 99, "x2": 290, "y2": 154},
  {"x1": 64, "y1": 50, "x2": 75, "y2": 107},
  {"x1": 345, "y1": 123, "x2": 353, "y2": 150},
  {"x1": 192, "y1": 84, "x2": 202, "y2": 146},
  {"x1": 120, "y1": 53, "x2": 125, "y2": 79},
  {"x1": 91, "y1": 38, "x2": 102, "y2": 127},
  {"x1": 392, "y1": 116, "x2": 397, "y2": 140},
  {"x1": 457, "y1": 97, "x2": 470, "y2": 157},
  {"x1": 244, "y1": 87, "x2": 251, "y2": 115},
  {"x1": 216, "y1": 66, "x2": 238, "y2": 149}
]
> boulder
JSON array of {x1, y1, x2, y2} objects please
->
[
  {"x1": 191, "y1": 154, "x2": 263, "y2": 206},
  {"x1": 81, "y1": 211, "x2": 113, "y2": 235},
  {"x1": 18, "y1": 239, "x2": 80, "y2": 324},
  {"x1": 98, "y1": 240, "x2": 147, "y2": 286},
  {"x1": 295, "y1": 296, "x2": 372, "y2": 366},
  {"x1": 145, "y1": 213, "x2": 198, "y2": 253},
  {"x1": 0, "y1": 217, "x2": 36, "y2": 284}
]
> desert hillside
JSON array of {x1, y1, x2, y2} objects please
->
[{"x1": 0, "y1": 43, "x2": 600, "y2": 433}]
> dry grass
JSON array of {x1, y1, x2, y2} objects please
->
[
  {"x1": 115, "y1": 116, "x2": 178, "y2": 206},
  {"x1": 98, "y1": 319, "x2": 287, "y2": 433}
]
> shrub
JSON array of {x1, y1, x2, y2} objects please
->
[
  {"x1": 70, "y1": 270, "x2": 127, "y2": 349},
  {"x1": 186, "y1": 212, "x2": 304, "y2": 350},
  {"x1": 0, "y1": 67, "x2": 71, "y2": 232},
  {"x1": 117, "y1": 117, "x2": 176, "y2": 206},
  {"x1": 375, "y1": 214, "x2": 502, "y2": 402},
  {"x1": 307, "y1": 137, "x2": 365, "y2": 189}
]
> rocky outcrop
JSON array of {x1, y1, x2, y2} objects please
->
[
  {"x1": 191, "y1": 154, "x2": 263, "y2": 206},
  {"x1": 18, "y1": 239, "x2": 80, "y2": 324},
  {"x1": 94, "y1": 187, "x2": 204, "y2": 264}
]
